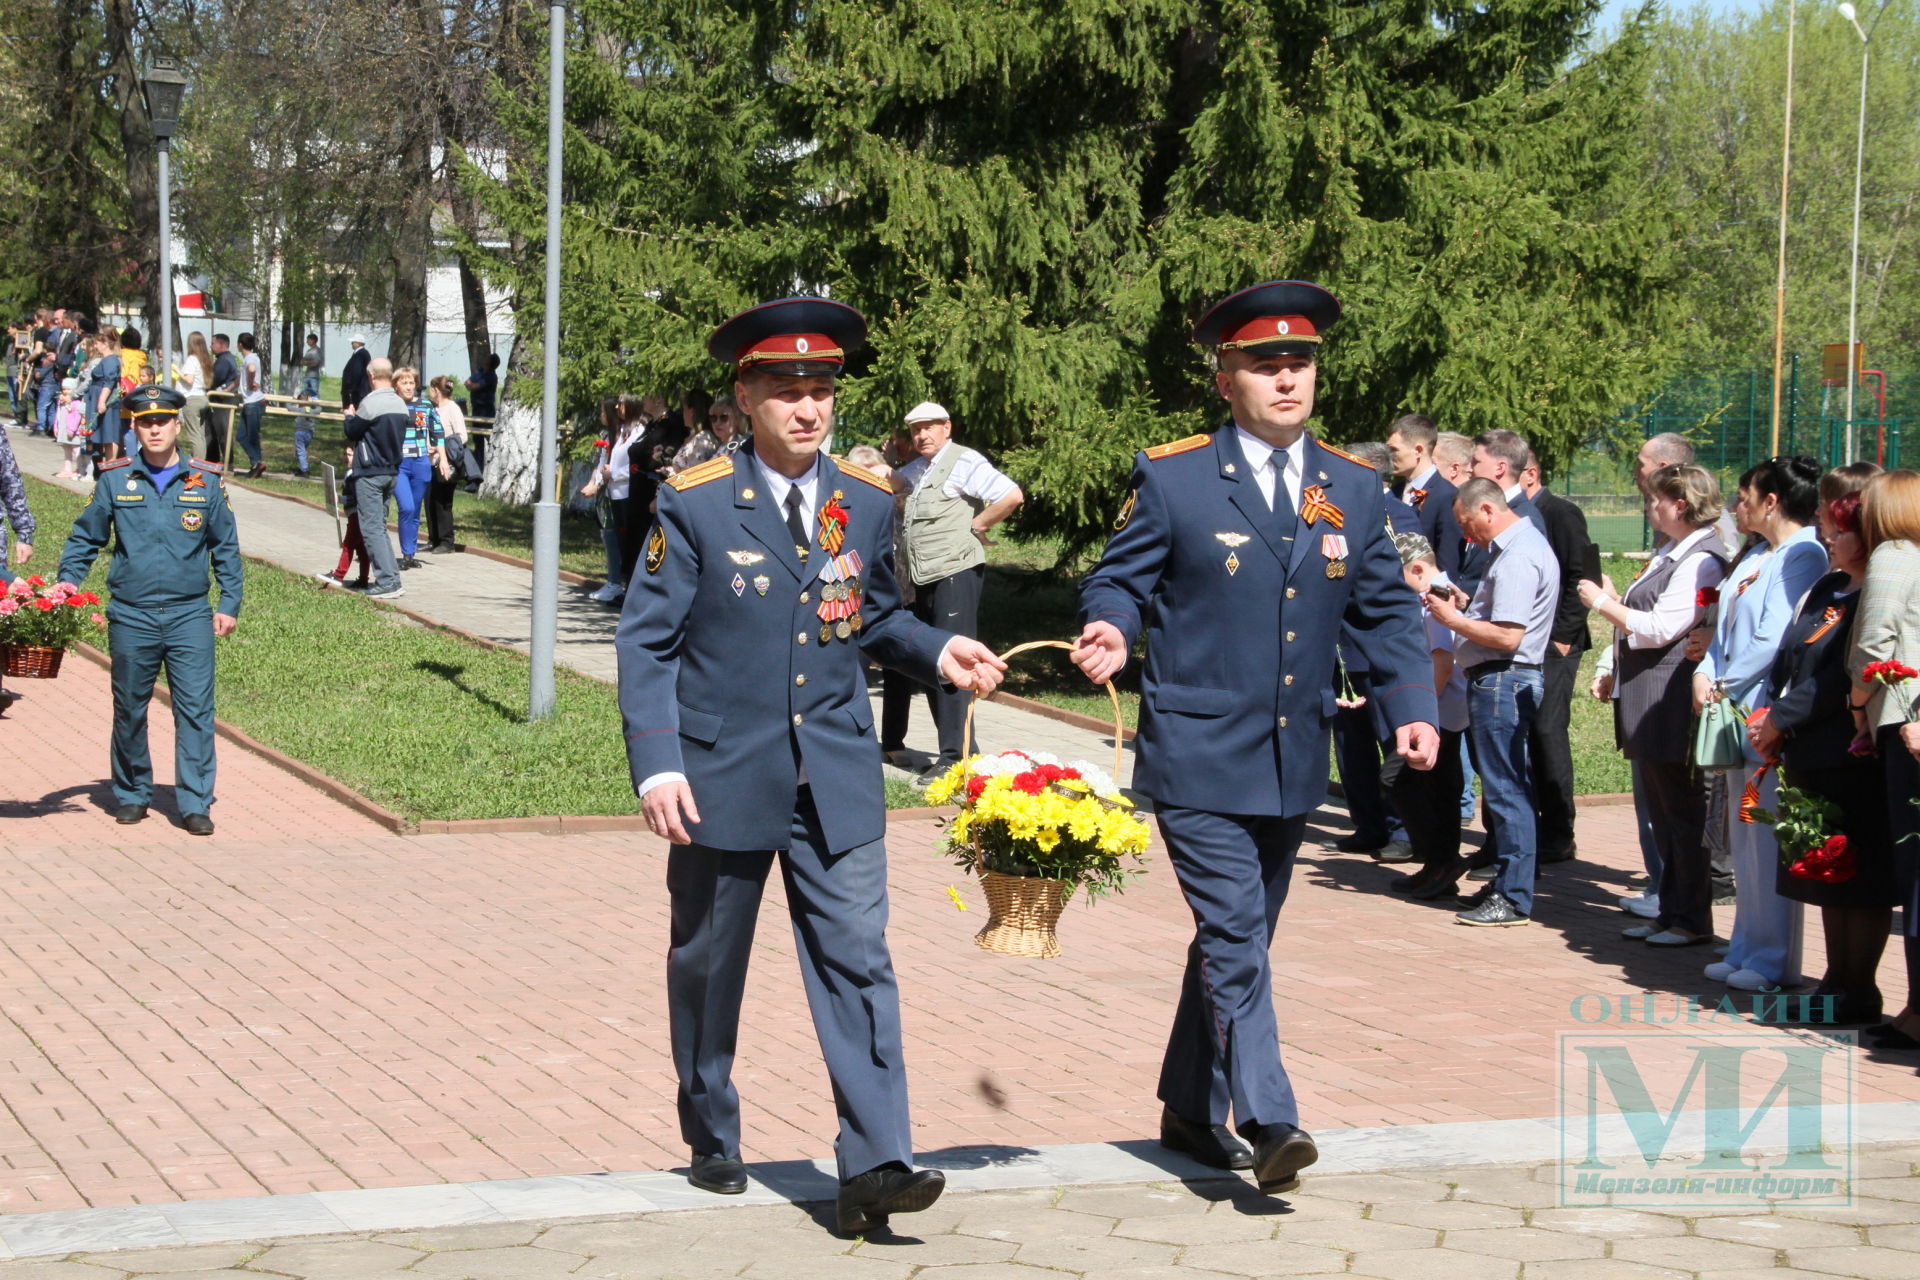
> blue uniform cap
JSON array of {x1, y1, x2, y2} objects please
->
[
  {"x1": 708, "y1": 297, "x2": 867, "y2": 377},
  {"x1": 123, "y1": 384, "x2": 188, "y2": 418},
  {"x1": 1192, "y1": 281, "x2": 1342, "y2": 357}
]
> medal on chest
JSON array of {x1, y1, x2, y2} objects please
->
[{"x1": 817, "y1": 549, "x2": 865, "y2": 640}]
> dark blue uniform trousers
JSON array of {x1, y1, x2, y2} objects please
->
[
  {"x1": 667, "y1": 786, "x2": 911, "y2": 1182},
  {"x1": 109, "y1": 603, "x2": 217, "y2": 815},
  {"x1": 1156, "y1": 806, "x2": 1306, "y2": 1135}
]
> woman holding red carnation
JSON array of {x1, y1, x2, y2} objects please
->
[
  {"x1": 1847, "y1": 469, "x2": 1920, "y2": 1049},
  {"x1": 1752, "y1": 474, "x2": 1892, "y2": 1026}
]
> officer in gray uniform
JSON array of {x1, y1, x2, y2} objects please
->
[
  {"x1": 1072, "y1": 282, "x2": 1439, "y2": 1196},
  {"x1": 57, "y1": 385, "x2": 242, "y2": 835},
  {"x1": 616, "y1": 298, "x2": 1005, "y2": 1235}
]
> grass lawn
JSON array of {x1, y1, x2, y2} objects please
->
[
  {"x1": 228, "y1": 409, "x2": 613, "y2": 580},
  {"x1": 24, "y1": 476, "x2": 922, "y2": 818}
]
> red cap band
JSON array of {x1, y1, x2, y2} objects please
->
[
  {"x1": 1219, "y1": 314, "x2": 1320, "y2": 349},
  {"x1": 735, "y1": 332, "x2": 845, "y2": 368}
]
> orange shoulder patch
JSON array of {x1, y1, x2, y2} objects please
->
[
  {"x1": 665, "y1": 456, "x2": 734, "y2": 492},
  {"x1": 1316, "y1": 439, "x2": 1374, "y2": 470},
  {"x1": 832, "y1": 457, "x2": 892, "y2": 493},
  {"x1": 1143, "y1": 433, "x2": 1212, "y2": 462}
]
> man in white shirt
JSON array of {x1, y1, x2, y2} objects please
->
[{"x1": 880, "y1": 401, "x2": 1024, "y2": 781}]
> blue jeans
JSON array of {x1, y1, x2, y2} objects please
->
[
  {"x1": 36, "y1": 379, "x2": 58, "y2": 434},
  {"x1": 395, "y1": 456, "x2": 433, "y2": 556},
  {"x1": 1629, "y1": 761, "x2": 1663, "y2": 884},
  {"x1": 1467, "y1": 664, "x2": 1543, "y2": 916},
  {"x1": 237, "y1": 401, "x2": 264, "y2": 466},
  {"x1": 353, "y1": 474, "x2": 401, "y2": 593}
]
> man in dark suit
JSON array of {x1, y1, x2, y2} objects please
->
[
  {"x1": 616, "y1": 297, "x2": 1005, "y2": 1236},
  {"x1": 1072, "y1": 281, "x2": 1439, "y2": 1197},
  {"x1": 1326, "y1": 440, "x2": 1417, "y2": 858},
  {"x1": 1387, "y1": 414, "x2": 1464, "y2": 580},
  {"x1": 1523, "y1": 449, "x2": 1592, "y2": 865},
  {"x1": 339, "y1": 337, "x2": 372, "y2": 415}
]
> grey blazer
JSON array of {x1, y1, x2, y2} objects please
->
[{"x1": 1847, "y1": 539, "x2": 1920, "y2": 731}]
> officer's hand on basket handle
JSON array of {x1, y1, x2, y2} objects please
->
[
  {"x1": 941, "y1": 637, "x2": 1008, "y2": 695},
  {"x1": 643, "y1": 781, "x2": 701, "y2": 845},
  {"x1": 1395, "y1": 721, "x2": 1440, "y2": 771},
  {"x1": 1070, "y1": 620, "x2": 1127, "y2": 684}
]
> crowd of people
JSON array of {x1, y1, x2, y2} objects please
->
[{"x1": 1322, "y1": 418, "x2": 1920, "y2": 1041}]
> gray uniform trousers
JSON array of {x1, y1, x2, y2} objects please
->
[{"x1": 667, "y1": 785, "x2": 911, "y2": 1182}]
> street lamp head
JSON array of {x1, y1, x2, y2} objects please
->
[
  {"x1": 1838, "y1": 2, "x2": 1857, "y2": 21},
  {"x1": 142, "y1": 58, "x2": 188, "y2": 141}
]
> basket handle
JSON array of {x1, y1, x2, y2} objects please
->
[{"x1": 960, "y1": 639, "x2": 1125, "y2": 780}]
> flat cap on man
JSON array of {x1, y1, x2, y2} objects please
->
[
  {"x1": 1191, "y1": 280, "x2": 1342, "y2": 357},
  {"x1": 123, "y1": 385, "x2": 188, "y2": 419},
  {"x1": 903, "y1": 401, "x2": 948, "y2": 424},
  {"x1": 708, "y1": 297, "x2": 867, "y2": 377}
]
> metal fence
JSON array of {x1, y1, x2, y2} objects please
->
[{"x1": 1618, "y1": 352, "x2": 1911, "y2": 474}]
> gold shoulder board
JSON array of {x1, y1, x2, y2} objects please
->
[
  {"x1": 1144, "y1": 433, "x2": 1212, "y2": 462},
  {"x1": 832, "y1": 457, "x2": 892, "y2": 493},
  {"x1": 1317, "y1": 439, "x2": 1374, "y2": 470},
  {"x1": 666, "y1": 456, "x2": 734, "y2": 492}
]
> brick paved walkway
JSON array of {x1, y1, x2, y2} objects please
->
[{"x1": 4, "y1": 1146, "x2": 1918, "y2": 1278}]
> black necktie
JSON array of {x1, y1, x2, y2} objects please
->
[{"x1": 784, "y1": 487, "x2": 809, "y2": 551}]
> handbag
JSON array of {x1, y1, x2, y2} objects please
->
[{"x1": 1692, "y1": 681, "x2": 1749, "y2": 771}]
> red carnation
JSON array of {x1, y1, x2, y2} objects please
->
[
  {"x1": 1864, "y1": 659, "x2": 1919, "y2": 684},
  {"x1": 965, "y1": 776, "x2": 988, "y2": 802},
  {"x1": 34, "y1": 597, "x2": 55, "y2": 611},
  {"x1": 26, "y1": 575, "x2": 44, "y2": 588},
  {"x1": 1696, "y1": 588, "x2": 1719, "y2": 608},
  {"x1": 1010, "y1": 771, "x2": 1046, "y2": 795},
  {"x1": 1036, "y1": 763, "x2": 1081, "y2": 784},
  {"x1": 594, "y1": 439, "x2": 610, "y2": 450},
  {"x1": 65, "y1": 596, "x2": 86, "y2": 607}
]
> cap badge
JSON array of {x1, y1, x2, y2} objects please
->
[
  {"x1": 1276, "y1": 320, "x2": 1290, "y2": 333},
  {"x1": 795, "y1": 337, "x2": 810, "y2": 353}
]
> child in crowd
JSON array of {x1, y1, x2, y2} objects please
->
[
  {"x1": 315, "y1": 447, "x2": 372, "y2": 590},
  {"x1": 52, "y1": 378, "x2": 86, "y2": 477}
]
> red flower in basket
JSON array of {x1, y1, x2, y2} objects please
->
[{"x1": 1789, "y1": 834, "x2": 1854, "y2": 884}]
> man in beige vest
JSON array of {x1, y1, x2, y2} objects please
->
[{"x1": 880, "y1": 401, "x2": 1024, "y2": 783}]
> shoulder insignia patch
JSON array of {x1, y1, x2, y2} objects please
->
[
  {"x1": 1144, "y1": 433, "x2": 1211, "y2": 462},
  {"x1": 832, "y1": 457, "x2": 892, "y2": 493},
  {"x1": 189, "y1": 458, "x2": 224, "y2": 474},
  {"x1": 1316, "y1": 439, "x2": 1374, "y2": 470},
  {"x1": 98, "y1": 457, "x2": 132, "y2": 471},
  {"x1": 1114, "y1": 490, "x2": 1138, "y2": 531},
  {"x1": 645, "y1": 523, "x2": 667, "y2": 573},
  {"x1": 666, "y1": 455, "x2": 733, "y2": 492}
]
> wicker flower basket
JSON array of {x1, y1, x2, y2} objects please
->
[
  {"x1": 974, "y1": 871, "x2": 1069, "y2": 958},
  {"x1": 957, "y1": 639, "x2": 1130, "y2": 959},
  {"x1": 1, "y1": 645, "x2": 66, "y2": 679}
]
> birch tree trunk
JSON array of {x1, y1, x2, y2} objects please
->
[{"x1": 479, "y1": 333, "x2": 541, "y2": 504}]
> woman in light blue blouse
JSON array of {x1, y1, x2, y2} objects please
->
[{"x1": 1693, "y1": 456, "x2": 1828, "y2": 992}]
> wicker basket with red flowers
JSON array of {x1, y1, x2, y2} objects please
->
[{"x1": 0, "y1": 576, "x2": 106, "y2": 678}]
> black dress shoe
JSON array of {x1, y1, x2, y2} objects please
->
[
  {"x1": 687, "y1": 1153, "x2": 748, "y2": 1195},
  {"x1": 836, "y1": 1164, "x2": 945, "y2": 1235},
  {"x1": 114, "y1": 803, "x2": 148, "y2": 824},
  {"x1": 399, "y1": 556, "x2": 424, "y2": 570},
  {"x1": 182, "y1": 813, "x2": 215, "y2": 836},
  {"x1": 1324, "y1": 834, "x2": 1386, "y2": 854},
  {"x1": 1159, "y1": 1105, "x2": 1253, "y2": 1170},
  {"x1": 1246, "y1": 1122, "x2": 1318, "y2": 1194},
  {"x1": 1409, "y1": 875, "x2": 1463, "y2": 902},
  {"x1": 1865, "y1": 1024, "x2": 1920, "y2": 1051},
  {"x1": 1465, "y1": 864, "x2": 1497, "y2": 882}
]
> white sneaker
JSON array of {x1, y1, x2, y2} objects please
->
[
  {"x1": 1621, "y1": 893, "x2": 1661, "y2": 919},
  {"x1": 314, "y1": 570, "x2": 343, "y2": 588},
  {"x1": 1622, "y1": 923, "x2": 1658, "y2": 939},
  {"x1": 1713, "y1": 941, "x2": 1732, "y2": 956},
  {"x1": 1704, "y1": 961, "x2": 1737, "y2": 982},
  {"x1": 1726, "y1": 968, "x2": 1781, "y2": 992},
  {"x1": 367, "y1": 585, "x2": 406, "y2": 601},
  {"x1": 589, "y1": 583, "x2": 618, "y2": 603}
]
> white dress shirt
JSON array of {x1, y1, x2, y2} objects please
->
[
  {"x1": 1233, "y1": 427, "x2": 1305, "y2": 512},
  {"x1": 1407, "y1": 463, "x2": 1440, "y2": 492},
  {"x1": 1619, "y1": 525, "x2": 1728, "y2": 649},
  {"x1": 894, "y1": 443, "x2": 1018, "y2": 505}
]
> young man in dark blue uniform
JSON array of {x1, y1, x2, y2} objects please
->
[
  {"x1": 616, "y1": 298, "x2": 1006, "y2": 1235},
  {"x1": 1071, "y1": 281, "x2": 1439, "y2": 1195},
  {"x1": 57, "y1": 385, "x2": 243, "y2": 835}
]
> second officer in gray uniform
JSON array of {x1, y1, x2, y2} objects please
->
[{"x1": 616, "y1": 298, "x2": 1005, "y2": 1235}]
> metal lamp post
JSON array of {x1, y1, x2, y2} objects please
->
[
  {"x1": 529, "y1": 3, "x2": 567, "y2": 721},
  {"x1": 1837, "y1": 0, "x2": 1889, "y2": 460},
  {"x1": 142, "y1": 59, "x2": 188, "y2": 375},
  {"x1": 1768, "y1": 0, "x2": 1798, "y2": 456}
]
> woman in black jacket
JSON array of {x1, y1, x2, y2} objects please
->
[{"x1": 1750, "y1": 483, "x2": 1892, "y2": 1025}]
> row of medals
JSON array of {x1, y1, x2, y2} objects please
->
[{"x1": 818, "y1": 578, "x2": 864, "y2": 644}]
